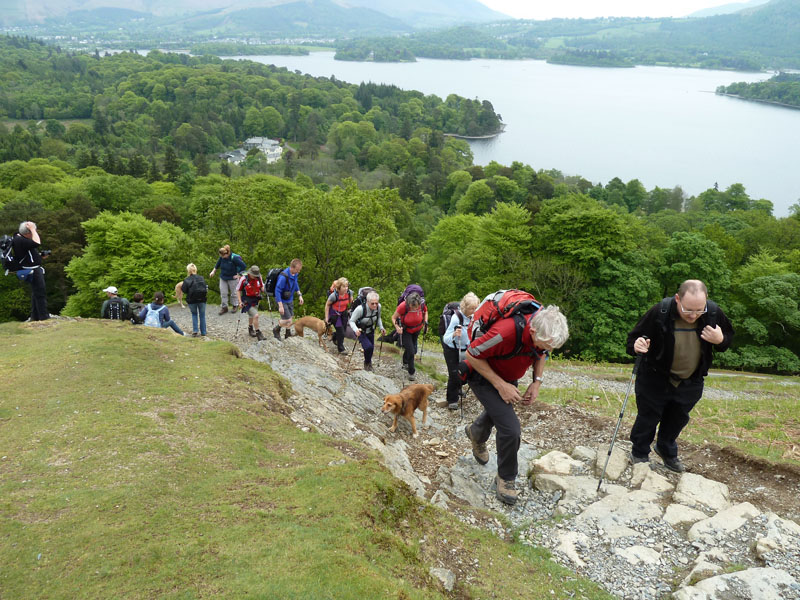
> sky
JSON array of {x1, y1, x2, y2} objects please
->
[{"x1": 478, "y1": 0, "x2": 734, "y2": 20}]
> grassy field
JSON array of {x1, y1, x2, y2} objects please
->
[{"x1": 0, "y1": 320, "x2": 612, "y2": 600}]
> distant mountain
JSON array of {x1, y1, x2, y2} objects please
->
[
  {"x1": 339, "y1": 0, "x2": 509, "y2": 28},
  {"x1": 687, "y1": 0, "x2": 770, "y2": 18},
  {"x1": 1, "y1": 0, "x2": 508, "y2": 28}
]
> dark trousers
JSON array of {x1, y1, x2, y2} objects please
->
[
  {"x1": 468, "y1": 375, "x2": 521, "y2": 482},
  {"x1": 401, "y1": 330, "x2": 419, "y2": 375},
  {"x1": 332, "y1": 312, "x2": 348, "y2": 352},
  {"x1": 629, "y1": 369, "x2": 704, "y2": 459},
  {"x1": 360, "y1": 330, "x2": 375, "y2": 364},
  {"x1": 28, "y1": 268, "x2": 48, "y2": 321},
  {"x1": 442, "y1": 342, "x2": 464, "y2": 404}
]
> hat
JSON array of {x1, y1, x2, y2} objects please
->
[
  {"x1": 103, "y1": 286, "x2": 118, "y2": 294},
  {"x1": 248, "y1": 265, "x2": 261, "y2": 278}
]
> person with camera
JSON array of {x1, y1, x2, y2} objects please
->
[
  {"x1": 11, "y1": 221, "x2": 49, "y2": 321},
  {"x1": 441, "y1": 292, "x2": 480, "y2": 410}
]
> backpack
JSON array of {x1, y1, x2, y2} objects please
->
[
  {"x1": 186, "y1": 275, "x2": 208, "y2": 303},
  {"x1": 438, "y1": 301, "x2": 464, "y2": 338},
  {"x1": 397, "y1": 284, "x2": 425, "y2": 307},
  {"x1": 242, "y1": 276, "x2": 263, "y2": 299},
  {"x1": 143, "y1": 305, "x2": 165, "y2": 328},
  {"x1": 468, "y1": 290, "x2": 542, "y2": 360},
  {"x1": 105, "y1": 297, "x2": 130, "y2": 321},
  {"x1": 1, "y1": 234, "x2": 19, "y2": 273},
  {"x1": 350, "y1": 286, "x2": 375, "y2": 314},
  {"x1": 328, "y1": 281, "x2": 352, "y2": 313},
  {"x1": 265, "y1": 268, "x2": 287, "y2": 295}
]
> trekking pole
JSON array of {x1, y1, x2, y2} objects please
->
[
  {"x1": 235, "y1": 306, "x2": 242, "y2": 338},
  {"x1": 597, "y1": 353, "x2": 644, "y2": 492},
  {"x1": 346, "y1": 336, "x2": 360, "y2": 371},
  {"x1": 418, "y1": 328, "x2": 425, "y2": 364},
  {"x1": 378, "y1": 336, "x2": 383, "y2": 363}
]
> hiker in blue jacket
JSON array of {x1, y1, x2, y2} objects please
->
[
  {"x1": 209, "y1": 244, "x2": 246, "y2": 315},
  {"x1": 442, "y1": 292, "x2": 480, "y2": 410},
  {"x1": 272, "y1": 258, "x2": 304, "y2": 340}
]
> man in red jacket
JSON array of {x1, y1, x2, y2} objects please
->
[{"x1": 464, "y1": 305, "x2": 569, "y2": 505}]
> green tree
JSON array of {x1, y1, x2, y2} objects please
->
[
  {"x1": 63, "y1": 211, "x2": 195, "y2": 316},
  {"x1": 658, "y1": 231, "x2": 731, "y2": 297}
]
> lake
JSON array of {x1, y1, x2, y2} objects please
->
[{"x1": 240, "y1": 52, "x2": 799, "y2": 216}]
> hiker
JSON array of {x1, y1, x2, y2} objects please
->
[
  {"x1": 272, "y1": 258, "x2": 304, "y2": 340},
  {"x1": 209, "y1": 244, "x2": 246, "y2": 315},
  {"x1": 441, "y1": 292, "x2": 480, "y2": 410},
  {"x1": 464, "y1": 304, "x2": 568, "y2": 505},
  {"x1": 101, "y1": 286, "x2": 131, "y2": 321},
  {"x1": 391, "y1": 292, "x2": 428, "y2": 381},
  {"x1": 130, "y1": 292, "x2": 145, "y2": 324},
  {"x1": 627, "y1": 279, "x2": 734, "y2": 473},
  {"x1": 325, "y1": 277, "x2": 352, "y2": 354},
  {"x1": 139, "y1": 291, "x2": 185, "y2": 335},
  {"x1": 11, "y1": 221, "x2": 49, "y2": 321},
  {"x1": 348, "y1": 291, "x2": 386, "y2": 371},
  {"x1": 236, "y1": 265, "x2": 265, "y2": 341},
  {"x1": 181, "y1": 263, "x2": 209, "y2": 337}
]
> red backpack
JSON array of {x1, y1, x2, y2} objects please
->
[{"x1": 468, "y1": 290, "x2": 542, "y2": 360}]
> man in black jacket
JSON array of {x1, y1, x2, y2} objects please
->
[
  {"x1": 11, "y1": 221, "x2": 49, "y2": 321},
  {"x1": 627, "y1": 279, "x2": 734, "y2": 472}
]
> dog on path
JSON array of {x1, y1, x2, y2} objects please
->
[
  {"x1": 293, "y1": 316, "x2": 333, "y2": 347},
  {"x1": 382, "y1": 383, "x2": 434, "y2": 438}
]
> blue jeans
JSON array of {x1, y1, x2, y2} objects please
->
[
  {"x1": 162, "y1": 319, "x2": 185, "y2": 335},
  {"x1": 188, "y1": 302, "x2": 207, "y2": 335}
]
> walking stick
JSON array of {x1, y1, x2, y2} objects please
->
[
  {"x1": 378, "y1": 335, "x2": 383, "y2": 363},
  {"x1": 346, "y1": 336, "x2": 360, "y2": 371},
  {"x1": 597, "y1": 353, "x2": 644, "y2": 492},
  {"x1": 235, "y1": 306, "x2": 242, "y2": 338}
]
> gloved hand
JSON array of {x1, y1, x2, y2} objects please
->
[{"x1": 423, "y1": 322, "x2": 428, "y2": 335}]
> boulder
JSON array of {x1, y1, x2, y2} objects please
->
[
  {"x1": 673, "y1": 567, "x2": 798, "y2": 600},
  {"x1": 429, "y1": 567, "x2": 455, "y2": 592},
  {"x1": 363, "y1": 435, "x2": 427, "y2": 498},
  {"x1": 576, "y1": 489, "x2": 663, "y2": 532},
  {"x1": 630, "y1": 461, "x2": 651, "y2": 487},
  {"x1": 687, "y1": 502, "x2": 761, "y2": 543},
  {"x1": 614, "y1": 545, "x2": 661, "y2": 565},
  {"x1": 554, "y1": 531, "x2": 590, "y2": 568},
  {"x1": 531, "y1": 450, "x2": 585, "y2": 475},
  {"x1": 594, "y1": 443, "x2": 629, "y2": 481},
  {"x1": 640, "y1": 470, "x2": 674, "y2": 495},
  {"x1": 663, "y1": 504, "x2": 709, "y2": 529},
  {"x1": 673, "y1": 472, "x2": 731, "y2": 512},
  {"x1": 571, "y1": 445, "x2": 597, "y2": 463}
]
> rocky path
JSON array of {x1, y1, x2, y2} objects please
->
[{"x1": 171, "y1": 304, "x2": 800, "y2": 599}]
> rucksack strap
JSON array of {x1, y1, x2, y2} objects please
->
[{"x1": 493, "y1": 313, "x2": 547, "y2": 361}]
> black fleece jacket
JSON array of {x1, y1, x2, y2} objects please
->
[{"x1": 626, "y1": 297, "x2": 734, "y2": 380}]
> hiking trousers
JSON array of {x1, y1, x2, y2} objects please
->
[
  {"x1": 28, "y1": 267, "x2": 49, "y2": 321},
  {"x1": 468, "y1": 374, "x2": 521, "y2": 482},
  {"x1": 401, "y1": 330, "x2": 419, "y2": 375},
  {"x1": 219, "y1": 278, "x2": 238, "y2": 308},
  {"x1": 442, "y1": 342, "x2": 465, "y2": 404},
  {"x1": 629, "y1": 369, "x2": 704, "y2": 459}
]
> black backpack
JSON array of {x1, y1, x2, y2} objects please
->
[
  {"x1": 438, "y1": 301, "x2": 464, "y2": 338},
  {"x1": 105, "y1": 297, "x2": 130, "y2": 321},
  {"x1": 1, "y1": 234, "x2": 19, "y2": 273},
  {"x1": 186, "y1": 275, "x2": 208, "y2": 303},
  {"x1": 265, "y1": 268, "x2": 287, "y2": 295}
]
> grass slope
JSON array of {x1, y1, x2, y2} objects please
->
[{"x1": 0, "y1": 320, "x2": 611, "y2": 599}]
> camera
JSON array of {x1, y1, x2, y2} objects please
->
[{"x1": 40, "y1": 250, "x2": 52, "y2": 257}]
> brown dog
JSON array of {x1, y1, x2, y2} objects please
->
[
  {"x1": 382, "y1": 384, "x2": 434, "y2": 438},
  {"x1": 293, "y1": 316, "x2": 333, "y2": 347}
]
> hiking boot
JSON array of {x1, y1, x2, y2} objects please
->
[
  {"x1": 654, "y1": 446, "x2": 686, "y2": 473},
  {"x1": 494, "y1": 475, "x2": 518, "y2": 505},
  {"x1": 284, "y1": 328, "x2": 292, "y2": 339},
  {"x1": 408, "y1": 373, "x2": 415, "y2": 381},
  {"x1": 192, "y1": 332, "x2": 199, "y2": 338},
  {"x1": 255, "y1": 329, "x2": 265, "y2": 341},
  {"x1": 364, "y1": 363, "x2": 373, "y2": 371},
  {"x1": 630, "y1": 453, "x2": 650, "y2": 465},
  {"x1": 248, "y1": 325, "x2": 256, "y2": 337},
  {"x1": 273, "y1": 325, "x2": 282, "y2": 340},
  {"x1": 464, "y1": 424, "x2": 489, "y2": 465},
  {"x1": 219, "y1": 306, "x2": 228, "y2": 315},
  {"x1": 448, "y1": 402, "x2": 459, "y2": 411}
]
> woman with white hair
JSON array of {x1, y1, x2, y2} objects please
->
[
  {"x1": 441, "y1": 292, "x2": 480, "y2": 410},
  {"x1": 348, "y1": 291, "x2": 386, "y2": 371}
]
